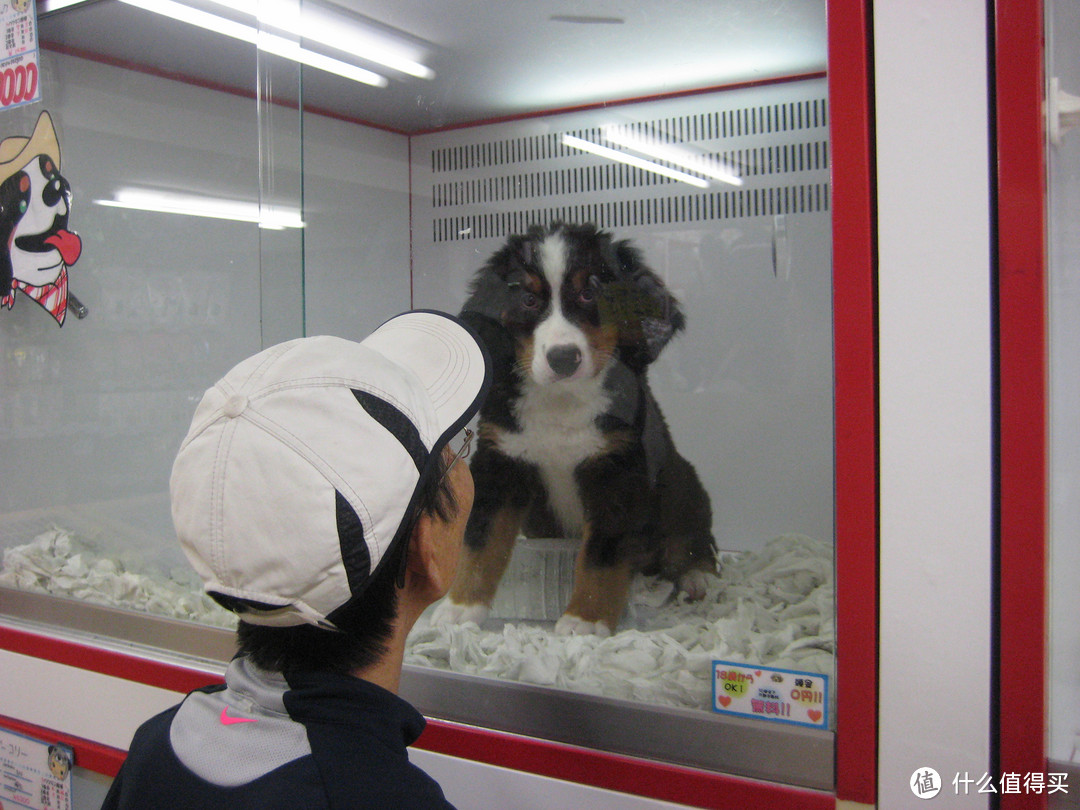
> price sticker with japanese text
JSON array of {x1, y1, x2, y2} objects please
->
[
  {"x1": 0, "y1": 725, "x2": 73, "y2": 810},
  {"x1": 712, "y1": 660, "x2": 829, "y2": 729}
]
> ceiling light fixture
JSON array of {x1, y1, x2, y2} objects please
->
[
  {"x1": 549, "y1": 14, "x2": 624, "y2": 24},
  {"x1": 117, "y1": 0, "x2": 390, "y2": 87},
  {"x1": 94, "y1": 187, "x2": 304, "y2": 230},
  {"x1": 206, "y1": 0, "x2": 434, "y2": 80},
  {"x1": 561, "y1": 135, "x2": 710, "y2": 189},
  {"x1": 602, "y1": 127, "x2": 743, "y2": 186}
]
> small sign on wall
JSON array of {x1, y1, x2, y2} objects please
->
[
  {"x1": 712, "y1": 660, "x2": 830, "y2": 730},
  {"x1": 0, "y1": 725, "x2": 73, "y2": 810},
  {"x1": 0, "y1": 0, "x2": 40, "y2": 111}
]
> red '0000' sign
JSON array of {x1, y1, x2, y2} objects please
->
[{"x1": 1, "y1": 62, "x2": 38, "y2": 107}]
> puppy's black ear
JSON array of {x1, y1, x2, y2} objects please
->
[
  {"x1": 460, "y1": 231, "x2": 539, "y2": 395},
  {"x1": 600, "y1": 240, "x2": 685, "y2": 371},
  {"x1": 461, "y1": 230, "x2": 538, "y2": 320},
  {"x1": 458, "y1": 308, "x2": 515, "y2": 393}
]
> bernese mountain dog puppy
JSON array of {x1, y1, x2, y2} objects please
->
[{"x1": 431, "y1": 222, "x2": 717, "y2": 637}]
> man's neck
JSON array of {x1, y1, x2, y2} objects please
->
[
  {"x1": 351, "y1": 650, "x2": 404, "y2": 694},
  {"x1": 350, "y1": 598, "x2": 422, "y2": 693}
]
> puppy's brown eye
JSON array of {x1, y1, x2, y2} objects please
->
[
  {"x1": 578, "y1": 275, "x2": 601, "y2": 304},
  {"x1": 521, "y1": 292, "x2": 539, "y2": 309}
]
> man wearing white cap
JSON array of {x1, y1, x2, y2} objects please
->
[{"x1": 101, "y1": 310, "x2": 491, "y2": 809}]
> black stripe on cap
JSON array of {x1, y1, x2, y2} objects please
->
[
  {"x1": 336, "y1": 490, "x2": 371, "y2": 597},
  {"x1": 335, "y1": 390, "x2": 427, "y2": 604},
  {"x1": 351, "y1": 389, "x2": 426, "y2": 473}
]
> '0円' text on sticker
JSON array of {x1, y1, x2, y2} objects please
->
[{"x1": 712, "y1": 661, "x2": 829, "y2": 729}]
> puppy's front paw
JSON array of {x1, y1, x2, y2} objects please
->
[
  {"x1": 430, "y1": 598, "x2": 490, "y2": 626},
  {"x1": 554, "y1": 613, "x2": 612, "y2": 638},
  {"x1": 678, "y1": 569, "x2": 710, "y2": 602}
]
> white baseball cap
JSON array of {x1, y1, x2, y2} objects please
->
[{"x1": 170, "y1": 311, "x2": 491, "y2": 631}]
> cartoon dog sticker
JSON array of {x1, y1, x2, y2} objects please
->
[
  {"x1": 0, "y1": 111, "x2": 82, "y2": 326},
  {"x1": 47, "y1": 744, "x2": 72, "y2": 780}
]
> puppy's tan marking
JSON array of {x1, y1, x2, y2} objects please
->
[
  {"x1": 447, "y1": 504, "x2": 524, "y2": 607},
  {"x1": 561, "y1": 530, "x2": 634, "y2": 633}
]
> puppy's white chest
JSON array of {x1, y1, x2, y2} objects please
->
[{"x1": 496, "y1": 377, "x2": 610, "y2": 532}]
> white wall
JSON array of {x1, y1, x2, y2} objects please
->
[{"x1": 875, "y1": 1, "x2": 995, "y2": 807}]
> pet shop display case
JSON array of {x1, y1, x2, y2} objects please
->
[{"x1": 0, "y1": 0, "x2": 879, "y2": 807}]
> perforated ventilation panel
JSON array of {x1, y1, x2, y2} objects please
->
[{"x1": 416, "y1": 89, "x2": 825, "y2": 251}]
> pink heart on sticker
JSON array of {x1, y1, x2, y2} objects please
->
[
  {"x1": 807, "y1": 710, "x2": 823, "y2": 723},
  {"x1": 755, "y1": 671, "x2": 762, "y2": 677},
  {"x1": 718, "y1": 696, "x2": 732, "y2": 707}
]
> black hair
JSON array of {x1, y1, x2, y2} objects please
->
[{"x1": 235, "y1": 450, "x2": 458, "y2": 676}]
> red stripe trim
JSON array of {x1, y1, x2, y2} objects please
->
[
  {"x1": 409, "y1": 72, "x2": 827, "y2": 135},
  {"x1": 0, "y1": 714, "x2": 127, "y2": 777},
  {"x1": 0, "y1": 625, "x2": 223, "y2": 694},
  {"x1": 39, "y1": 41, "x2": 411, "y2": 135},
  {"x1": 2, "y1": 626, "x2": 836, "y2": 806},
  {"x1": 416, "y1": 720, "x2": 835, "y2": 810},
  {"x1": 994, "y1": 1, "x2": 1048, "y2": 807},
  {"x1": 827, "y1": 0, "x2": 878, "y2": 805},
  {"x1": 41, "y1": 39, "x2": 823, "y2": 138}
]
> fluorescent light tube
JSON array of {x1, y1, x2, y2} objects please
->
[
  {"x1": 561, "y1": 135, "x2": 710, "y2": 189},
  {"x1": 603, "y1": 128, "x2": 743, "y2": 186},
  {"x1": 117, "y1": 0, "x2": 388, "y2": 87},
  {"x1": 95, "y1": 188, "x2": 304, "y2": 230},
  {"x1": 206, "y1": 0, "x2": 434, "y2": 79},
  {"x1": 256, "y1": 31, "x2": 389, "y2": 86}
]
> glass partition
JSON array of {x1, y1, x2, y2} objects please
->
[{"x1": 0, "y1": 0, "x2": 834, "y2": 789}]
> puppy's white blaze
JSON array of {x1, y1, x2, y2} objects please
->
[
  {"x1": 538, "y1": 231, "x2": 568, "y2": 286},
  {"x1": 531, "y1": 232, "x2": 595, "y2": 383}
]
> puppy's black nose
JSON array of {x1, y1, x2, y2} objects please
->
[{"x1": 546, "y1": 345, "x2": 582, "y2": 378}]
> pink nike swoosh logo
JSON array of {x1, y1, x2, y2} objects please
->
[{"x1": 220, "y1": 707, "x2": 258, "y2": 726}]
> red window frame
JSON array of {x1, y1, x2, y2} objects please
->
[{"x1": 994, "y1": 1, "x2": 1049, "y2": 808}]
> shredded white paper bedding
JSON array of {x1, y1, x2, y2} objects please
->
[
  {"x1": 406, "y1": 533, "x2": 834, "y2": 712},
  {"x1": 0, "y1": 527, "x2": 236, "y2": 628},
  {"x1": 1, "y1": 528, "x2": 833, "y2": 716}
]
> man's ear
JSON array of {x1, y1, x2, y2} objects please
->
[{"x1": 406, "y1": 513, "x2": 454, "y2": 597}]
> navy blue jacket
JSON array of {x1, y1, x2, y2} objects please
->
[{"x1": 101, "y1": 657, "x2": 454, "y2": 809}]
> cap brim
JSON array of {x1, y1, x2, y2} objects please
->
[{"x1": 361, "y1": 310, "x2": 491, "y2": 455}]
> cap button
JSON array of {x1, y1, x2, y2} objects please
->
[{"x1": 222, "y1": 394, "x2": 249, "y2": 418}]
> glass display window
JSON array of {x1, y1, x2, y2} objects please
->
[
  {"x1": 0, "y1": 0, "x2": 879, "y2": 803},
  {"x1": 402, "y1": 79, "x2": 836, "y2": 785},
  {"x1": 1046, "y1": 0, "x2": 1080, "y2": 783}
]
